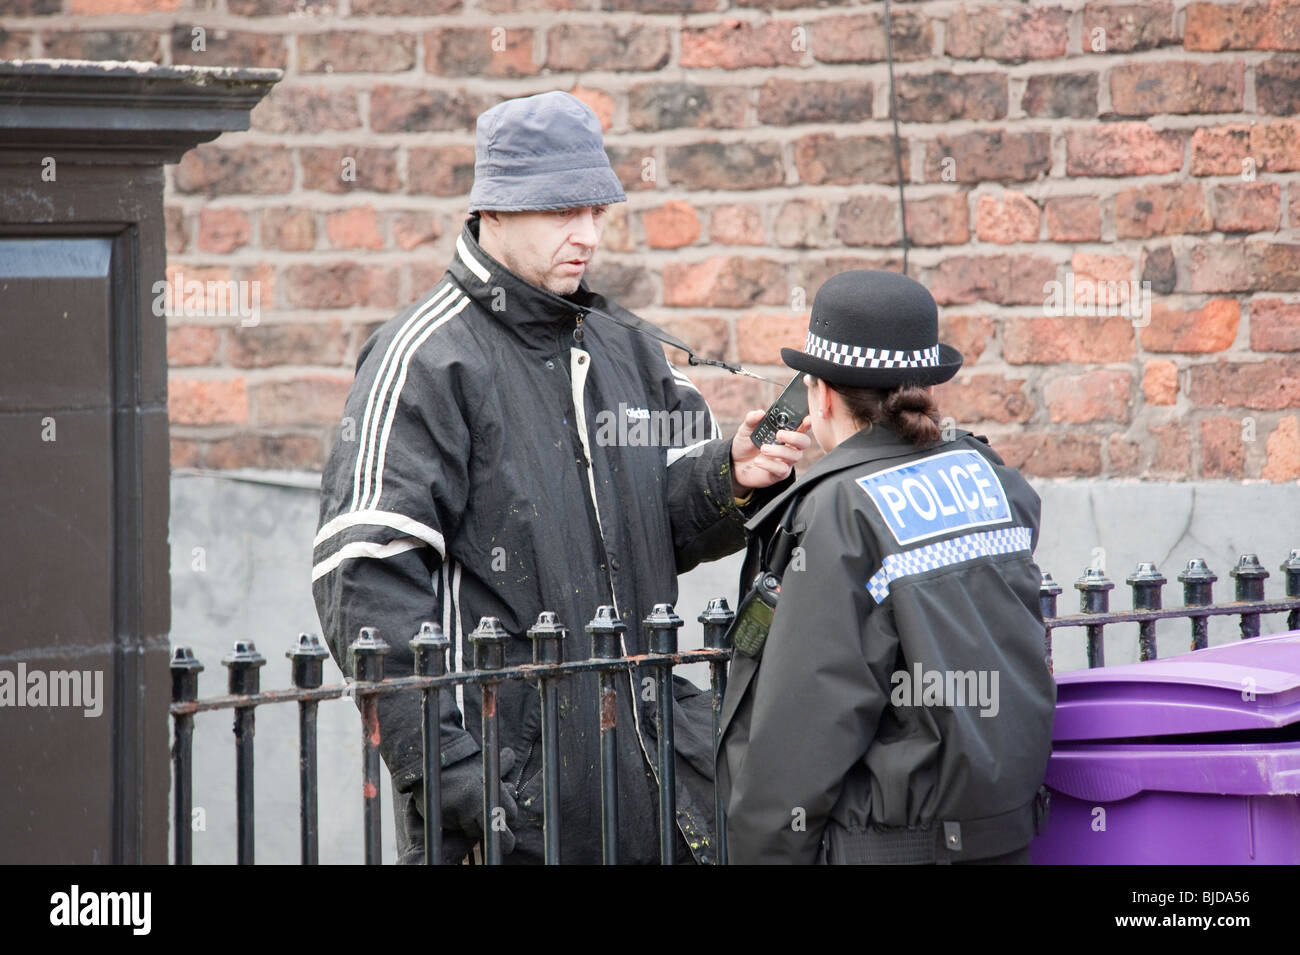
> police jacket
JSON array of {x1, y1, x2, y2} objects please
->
[
  {"x1": 717, "y1": 423, "x2": 1056, "y2": 864},
  {"x1": 312, "y1": 214, "x2": 786, "y2": 864}
]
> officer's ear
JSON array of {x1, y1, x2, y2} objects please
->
[{"x1": 808, "y1": 375, "x2": 832, "y2": 421}]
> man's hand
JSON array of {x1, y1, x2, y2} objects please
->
[
  {"x1": 730, "y1": 410, "x2": 813, "y2": 498},
  {"x1": 416, "y1": 746, "x2": 521, "y2": 858}
]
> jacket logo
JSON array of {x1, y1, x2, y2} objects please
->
[{"x1": 855, "y1": 450, "x2": 1011, "y2": 546}]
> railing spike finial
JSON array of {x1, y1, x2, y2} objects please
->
[
  {"x1": 1231, "y1": 554, "x2": 1270, "y2": 639},
  {"x1": 288, "y1": 633, "x2": 328, "y2": 690},
  {"x1": 1074, "y1": 568, "x2": 1114, "y2": 668},
  {"x1": 1126, "y1": 563, "x2": 1167, "y2": 661},
  {"x1": 1282, "y1": 550, "x2": 1300, "y2": 632}
]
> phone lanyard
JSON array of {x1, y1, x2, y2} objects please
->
[{"x1": 532, "y1": 278, "x2": 783, "y2": 385}]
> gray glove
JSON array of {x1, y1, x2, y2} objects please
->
[{"x1": 414, "y1": 747, "x2": 520, "y2": 857}]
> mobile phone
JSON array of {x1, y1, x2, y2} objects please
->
[{"x1": 750, "y1": 372, "x2": 810, "y2": 449}]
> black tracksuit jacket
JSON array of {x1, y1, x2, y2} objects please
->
[{"x1": 312, "y1": 214, "x2": 786, "y2": 863}]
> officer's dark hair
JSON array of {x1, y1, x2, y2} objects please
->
[{"x1": 825, "y1": 381, "x2": 942, "y2": 446}]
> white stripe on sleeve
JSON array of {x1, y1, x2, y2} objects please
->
[
  {"x1": 310, "y1": 537, "x2": 424, "y2": 583},
  {"x1": 313, "y1": 509, "x2": 446, "y2": 557}
]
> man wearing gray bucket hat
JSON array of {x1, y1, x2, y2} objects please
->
[
  {"x1": 312, "y1": 90, "x2": 811, "y2": 864},
  {"x1": 468, "y1": 90, "x2": 628, "y2": 214}
]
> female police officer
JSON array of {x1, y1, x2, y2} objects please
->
[{"x1": 717, "y1": 269, "x2": 1056, "y2": 865}]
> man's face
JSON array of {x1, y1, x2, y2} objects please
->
[{"x1": 481, "y1": 206, "x2": 607, "y2": 296}]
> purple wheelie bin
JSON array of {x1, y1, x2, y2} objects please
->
[{"x1": 1031, "y1": 630, "x2": 1300, "y2": 864}]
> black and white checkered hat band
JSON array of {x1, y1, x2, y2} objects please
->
[{"x1": 804, "y1": 331, "x2": 940, "y2": 369}]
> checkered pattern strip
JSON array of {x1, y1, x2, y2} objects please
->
[
  {"x1": 866, "y1": 526, "x2": 1033, "y2": 603},
  {"x1": 804, "y1": 331, "x2": 940, "y2": 370}
]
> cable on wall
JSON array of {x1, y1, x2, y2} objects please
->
[{"x1": 883, "y1": 0, "x2": 912, "y2": 275}]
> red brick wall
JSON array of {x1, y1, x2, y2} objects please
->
[{"x1": 4, "y1": 0, "x2": 1298, "y2": 479}]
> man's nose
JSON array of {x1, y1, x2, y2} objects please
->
[{"x1": 568, "y1": 208, "x2": 600, "y2": 248}]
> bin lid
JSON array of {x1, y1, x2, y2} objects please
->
[{"x1": 1053, "y1": 629, "x2": 1300, "y2": 741}]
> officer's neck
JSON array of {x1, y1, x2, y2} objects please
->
[
  {"x1": 814, "y1": 391, "x2": 865, "y2": 451},
  {"x1": 821, "y1": 411, "x2": 862, "y2": 452}
]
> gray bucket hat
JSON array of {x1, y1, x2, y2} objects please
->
[{"x1": 467, "y1": 91, "x2": 628, "y2": 213}]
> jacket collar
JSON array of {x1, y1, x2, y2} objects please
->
[
  {"x1": 745, "y1": 423, "x2": 945, "y2": 532},
  {"x1": 448, "y1": 213, "x2": 602, "y2": 353}
]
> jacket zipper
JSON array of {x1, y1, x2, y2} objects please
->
[
  {"x1": 566, "y1": 344, "x2": 617, "y2": 613},
  {"x1": 515, "y1": 737, "x2": 538, "y2": 791},
  {"x1": 564, "y1": 326, "x2": 687, "y2": 852}
]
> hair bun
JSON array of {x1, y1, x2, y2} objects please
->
[{"x1": 884, "y1": 385, "x2": 942, "y2": 445}]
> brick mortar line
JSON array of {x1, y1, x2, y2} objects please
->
[
  {"x1": 168, "y1": 424, "x2": 328, "y2": 435},
  {"x1": 19, "y1": 12, "x2": 875, "y2": 29},
  {"x1": 0, "y1": 9, "x2": 930, "y2": 44},
  {"x1": 166, "y1": 404, "x2": 1300, "y2": 424},
  {"x1": 638, "y1": 296, "x2": 1300, "y2": 321},
  {"x1": 6, "y1": 5, "x2": 1132, "y2": 31},
  {"x1": 154, "y1": 273, "x2": 1300, "y2": 310},
  {"x1": 170, "y1": 363, "x2": 356, "y2": 379},
  {"x1": 179, "y1": 53, "x2": 1295, "y2": 93},
  {"x1": 204, "y1": 113, "x2": 1300, "y2": 148},
  {"x1": 161, "y1": 230, "x2": 1300, "y2": 255},
  {"x1": 166, "y1": 346, "x2": 1300, "y2": 378},
  {"x1": 158, "y1": 303, "x2": 1300, "y2": 334},
  {"x1": 21, "y1": 48, "x2": 1291, "y2": 80},
  {"x1": 166, "y1": 416, "x2": 1300, "y2": 450},
  {"x1": 162, "y1": 171, "x2": 1300, "y2": 208},
  {"x1": 168, "y1": 314, "x2": 413, "y2": 329},
  {"x1": 9, "y1": 6, "x2": 1296, "y2": 40},
  {"x1": 1244, "y1": 53, "x2": 1259, "y2": 114},
  {"x1": 156, "y1": 243, "x2": 1300, "y2": 276}
]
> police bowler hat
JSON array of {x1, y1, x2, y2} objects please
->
[{"x1": 780, "y1": 269, "x2": 963, "y2": 389}]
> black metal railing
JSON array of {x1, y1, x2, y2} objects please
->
[
  {"x1": 170, "y1": 550, "x2": 1300, "y2": 865},
  {"x1": 170, "y1": 600, "x2": 735, "y2": 867},
  {"x1": 1039, "y1": 550, "x2": 1300, "y2": 671}
]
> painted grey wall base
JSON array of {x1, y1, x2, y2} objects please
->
[
  {"x1": 170, "y1": 471, "x2": 393, "y2": 864},
  {"x1": 169, "y1": 472, "x2": 1300, "y2": 862}
]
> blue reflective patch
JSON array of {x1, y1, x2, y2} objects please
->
[{"x1": 855, "y1": 449, "x2": 1012, "y2": 546}]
